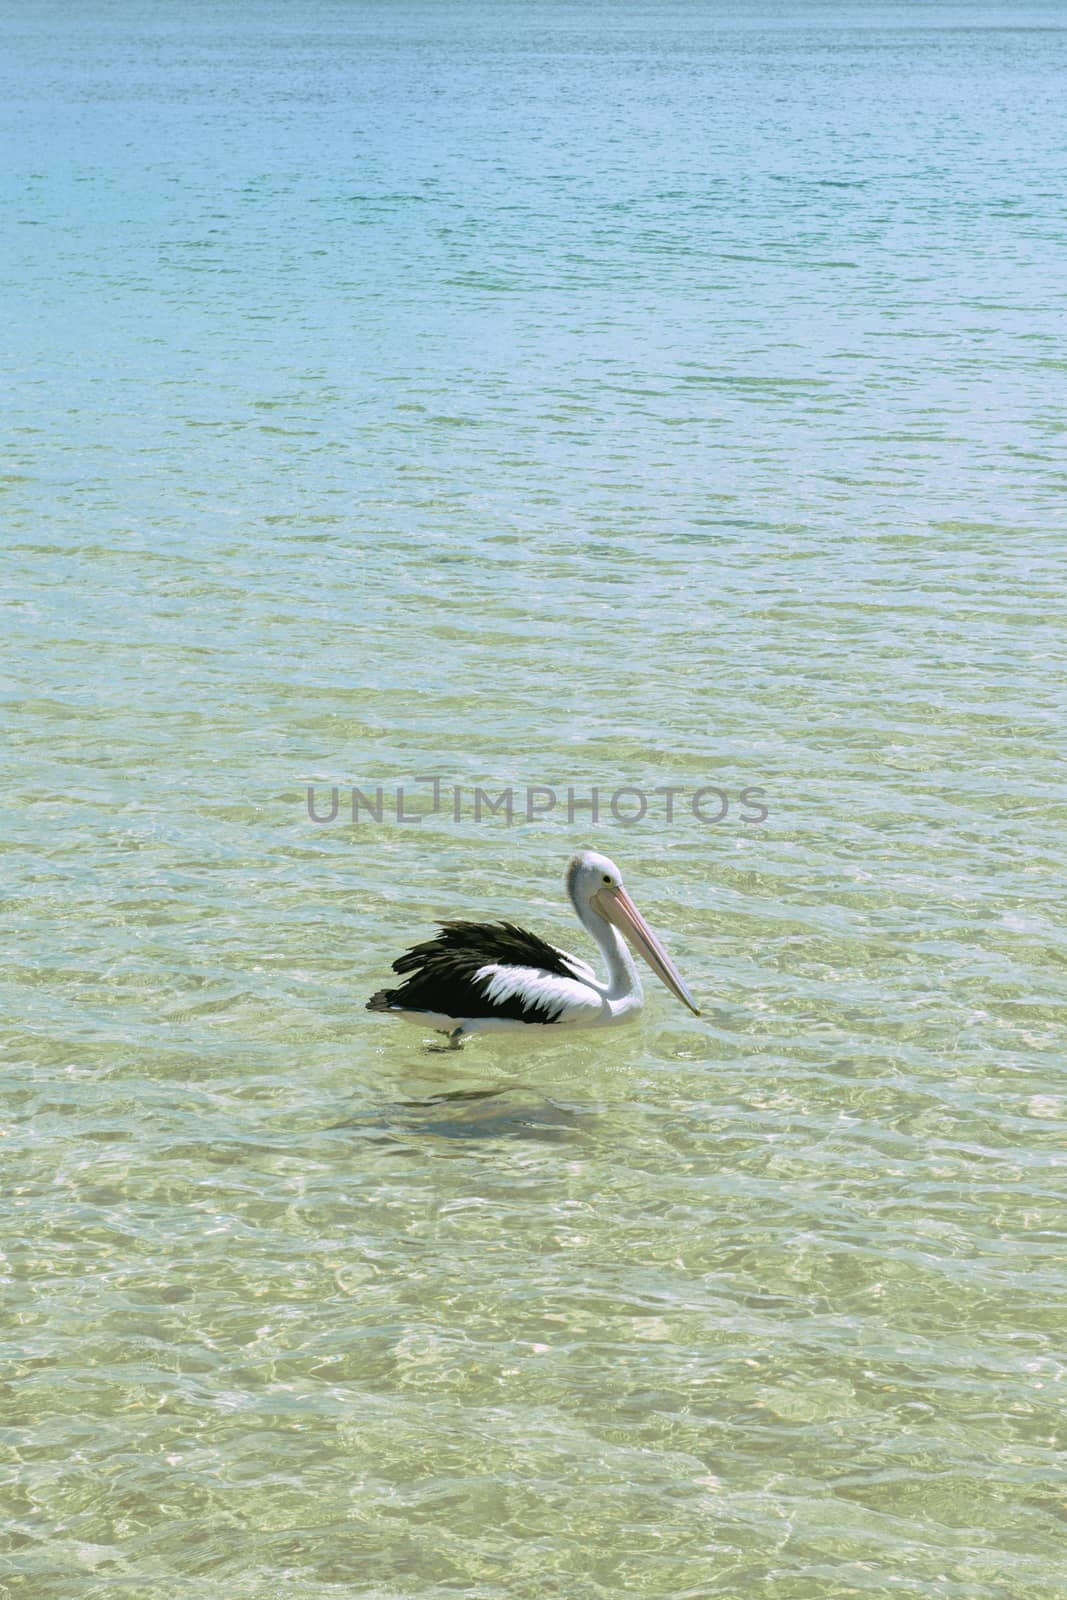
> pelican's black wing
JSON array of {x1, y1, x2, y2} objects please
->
[{"x1": 366, "y1": 920, "x2": 580, "y2": 1023}]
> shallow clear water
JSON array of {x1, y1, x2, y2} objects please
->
[{"x1": 3, "y1": 2, "x2": 1065, "y2": 1595}]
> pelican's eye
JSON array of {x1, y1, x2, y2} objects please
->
[{"x1": 602, "y1": 874, "x2": 613, "y2": 885}]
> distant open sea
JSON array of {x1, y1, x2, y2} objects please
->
[{"x1": 3, "y1": 2, "x2": 1065, "y2": 1596}]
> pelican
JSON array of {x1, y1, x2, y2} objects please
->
[{"x1": 366, "y1": 849, "x2": 700, "y2": 1046}]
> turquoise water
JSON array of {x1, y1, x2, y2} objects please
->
[{"x1": 3, "y1": 2, "x2": 1066, "y2": 1596}]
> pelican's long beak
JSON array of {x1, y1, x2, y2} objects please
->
[{"x1": 593, "y1": 884, "x2": 701, "y2": 1016}]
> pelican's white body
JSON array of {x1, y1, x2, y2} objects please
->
[{"x1": 384, "y1": 950, "x2": 645, "y2": 1035}]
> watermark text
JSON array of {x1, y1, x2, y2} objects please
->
[{"x1": 304, "y1": 778, "x2": 768, "y2": 828}]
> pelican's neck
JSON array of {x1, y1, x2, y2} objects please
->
[{"x1": 571, "y1": 889, "x2": 642, "y2": 1003}]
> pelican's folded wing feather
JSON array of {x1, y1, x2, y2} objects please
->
[{"x1": 366, "y1": 920, "x2": 602, "y2": 1025}]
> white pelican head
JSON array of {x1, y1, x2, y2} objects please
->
[{"x1": 566, "y1": 849, "x2": 700, "y2": 1016}]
